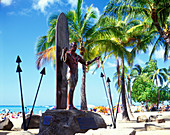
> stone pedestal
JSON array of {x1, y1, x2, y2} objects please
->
[{"x1": 39, "y1": 109, "x2": 106, "y2": 135}]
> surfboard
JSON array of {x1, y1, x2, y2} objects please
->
[{"x1": 56, "y1": 13, "x2": 69, "y2": 109}]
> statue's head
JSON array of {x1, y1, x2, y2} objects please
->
[
  {"x1": 70, "y1": 42, "x2": 77, "y2": 48},
  {"x1": 70, "y1": 42, "x2": 77, "y2": 50}
]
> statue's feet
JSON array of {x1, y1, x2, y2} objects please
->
[{"x1": 66, "y1": 105, "x2": 78, "y2": 110}]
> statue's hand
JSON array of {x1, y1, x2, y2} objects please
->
[
  {"x1": 63, "y1": 47, "x2": 68, "y2": 52},
  {"x1": 96, "y1": 56, "x2": 101, "y2": 60},
  {"x1": 61, "y1": 47, "x2": 68, "y2": 61}
]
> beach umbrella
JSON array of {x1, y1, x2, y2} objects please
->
[{"x1": 1, "y1": 109, "x2": 10, "y2": 113}]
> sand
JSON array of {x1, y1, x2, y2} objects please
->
[{"x1": 0, "y1": 111, "x2": 170, "y2": 135}]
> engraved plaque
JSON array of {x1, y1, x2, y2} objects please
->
[
  {"x1": 77, "y1": 117, "x2": 97, "y2": 129},
  {"x1": 43, "y1": 116, "x2": 51, "y2": 126}
]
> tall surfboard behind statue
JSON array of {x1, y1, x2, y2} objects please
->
[{"x1": 56, "y1": 13, "x2": 69, "y2": 109}]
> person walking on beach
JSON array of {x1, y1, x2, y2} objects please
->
[
  {"x1": 162, "y1": 104, "x2": 165, "y2": 112},
  {"x1": 62, "y1": 42, "x2": 100, "y2": 110},
  {"x1": 25, "y1": 107, "x2": 27, "y2": 114}
]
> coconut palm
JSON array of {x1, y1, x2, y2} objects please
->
[
  {"x1": 88, "y1": 13, "x2": 155, "y2": 120},
  {"x1": 104, "y1": 0, "x2": 170, "y2": 60},
  {"x1": 66, "y1": 0, "x2": 98, "y2": 110},
  {"x1": 130, "y1": 64, "x2": 144, "y2": 83}
]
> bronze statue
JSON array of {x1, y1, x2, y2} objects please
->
[{"x1": 62, "y1": 42, "x2": 100, "y2": 110}]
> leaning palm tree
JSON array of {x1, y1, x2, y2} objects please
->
[
  {"x1": 105, "y1": 0, "x2": 170, "y2": 48},
  {"x1": 35, "y1": 0, "x2": 98, "y2": 110}
]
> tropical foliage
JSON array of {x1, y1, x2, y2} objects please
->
[
  {"x1": 144, "y1": 60, "x2": 169, "y2": 108},
  {"x1": 131, "y1": 75, "x2": 157, "y2": 103},
  {"x1": 132, "y1": 76, "x2": 170, "y2": 104},
  {"x1": 159, "y1": 86, "x2": 170, "y2": 102},
  {"x1": 104, "y1": 0, "x2": 170, "y2": 60},
  {"x1": 88, "y1": 13, "x2": 155, "y2": 120},
  {"x1": 131, "y1": 60, "x2": 170, "y2": 105}
]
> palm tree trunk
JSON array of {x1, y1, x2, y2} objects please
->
[
  {"x1": 154, "y1": 22, "x2": 170, "y2": 46},
  {"x1": 125, "y1": 89, "x2": 134, "y2": 120},
  {"x1": 117, "y1": 59, "x2": 121, "y2": 87},
  {"x1": 121, "y1": 58, "x2": 130, "y2": 121},
  {"x1": 80, "y1": 55, "x2": 87, "y2": 110},
  {"x1": 128, "y1": 77, "x2": 132, "y2": 105},
  {"x1": 156, "y1": 77, "x2": 159, "y2": 109},
  {"x1": 151, "y1": 9, "x2": 170, "y2": 46}
]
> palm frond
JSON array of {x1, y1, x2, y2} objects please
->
[
  {"x1": 36, "y1": 36, "x2": 48, "y2": 53},
  {"x1": 47, "y1": 14, "x2": 58, "y2": 26},
  {"x1": 76, "y1": 0, "x2": 83, "y2": 29},
  {"x1": 36, "y1": 46, "x2": 56, "y2": 69}
]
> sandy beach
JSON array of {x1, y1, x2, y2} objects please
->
[{"x1": 0, "y1": 111, "x2": 170, "y2": 135}]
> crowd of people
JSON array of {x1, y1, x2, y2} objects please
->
[
  {"x1": 0, "y1": 107, "x2": 33, "y2": 120},
  {"x1": 131, "y1": 103, "x2": 170, "y2": 113},
  {"x1": 0, "y1": 111, "x2": 22, "y2": 120},
  {"x1": 89, "y1": 104, "x2": 170, "y2": 115}
]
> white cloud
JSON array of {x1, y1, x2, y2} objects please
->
[
  {"x1": 92, "y1": 6, "x2": 100, "y2": 22},
  {"x1": 67, "y1": 0, "x2": 77, "y2": 8},
  {"x1": 32, "y1": 0, "x2": 61, "y2": 13},
  {"x1": 88, "y1": 64, "x2": 98, "y2": 75},
  {"x1": 106, "y1": 62, "x2": 116, "y2": 68},
  {"x1": 33, "y1": 0, "x2": 54, "y2": 13},
  {"x1": 19, "y1": 8, "x2": 32, "y2": 16},
  {"x1": 83, "y1": 5, "x2": 100, "y2": 23},
  {"x1": 89, "y1": 64, "x2": 96, "y2": 70},
  {"x1": 135, "y1": 58, "x2": 145, "y2": 65},
  {"x1": 1, "y1": 0, "x2": 12, "y2": 6},
  {"x1": 147, "y1": 45, "x2": 167, "y2": 60},
  {"x1": 153, "y1": 46, "x2": 165, "y2": 59}
]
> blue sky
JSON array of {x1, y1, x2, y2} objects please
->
[{"x1": 0, "y1": 0, "x2": 169, "y2": 107}]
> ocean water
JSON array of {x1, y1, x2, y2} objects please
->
[
  {"x1": 0, "y1": 105, "x2": 81, "y2": 114},
  {"x1": 0, "y1": 105, "x2": 54, "y2": 114}
]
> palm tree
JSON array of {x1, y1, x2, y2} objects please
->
[
  {"x1": 113, "y1": 63, "x2": 135, "y2": 121},
  {"x1": 114, "y1": 64, "x2": 132, "y2": 104},
  {"x1": 104, "y1": 0, "x2": 170, "y2": 50},
  {"x1": 66, "y1": 0, "x2": 98, "y2": 110},
  {"x1": 35, "y1": 0, "x2": 98, "y2": 110},
  {"x1": 144, "y1": 60, "x2": 169, "y2": 108},
  {"x1": 130, "y1": 64, "x2": 144, "y2": 83},
  {"x1": 89, "y1": 13, "x2": 154, "y2": 120}
]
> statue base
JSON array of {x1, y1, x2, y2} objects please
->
[{"x1": 39, "y1": 109, "x2": 106, "y2": 135}]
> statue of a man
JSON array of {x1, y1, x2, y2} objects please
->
[{"x1": 62, "y1": 42, "x2": 100, "y2": 110}]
